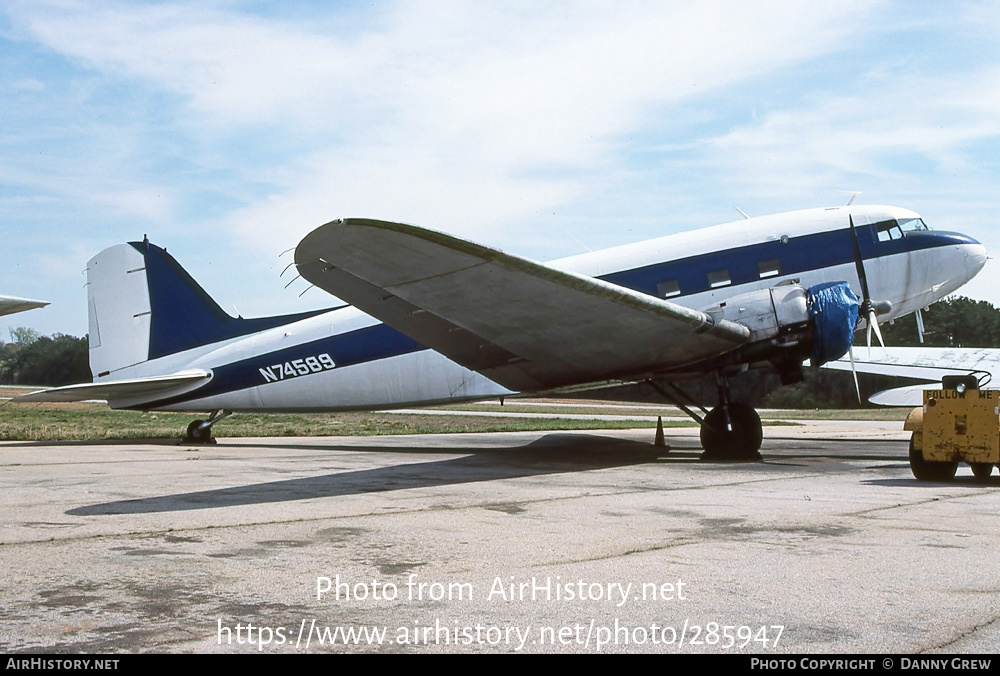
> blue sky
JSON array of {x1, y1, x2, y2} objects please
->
[{"x1": 2, "y1": 1, "x2": 999, "y2": 339}]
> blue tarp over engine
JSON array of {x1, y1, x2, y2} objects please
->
[{"x1": 808, "y1": 282, "x2": 860, "y2": 366}]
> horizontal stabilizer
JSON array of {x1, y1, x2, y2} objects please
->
[
  {"x1": 0, "y1": 295, "x2": 48, "y2": 318},
  {"x1": 16, "y1": 370, "x2": 211, "y2": 405},
  {"x1": 295, "y1": 218, "x2": 750, "y2": 391}
]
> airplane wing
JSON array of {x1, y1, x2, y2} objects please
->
[
  {"x1": 295, "y1": 218, "x2": 751, "y2": 392},
  {"x1": 16, "y1": 370, "x2": 211, "y2": 405},
  {"x1": 824, "y1": 347, "x2": 1000, "y2": 406},
  {"x1": 0, "y1": 295, "x2": 48, "y2": 318}
]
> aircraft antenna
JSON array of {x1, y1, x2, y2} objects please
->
[
  {"x1": 734, "y1": 207, "x2": 750, "y2": 220},
  {"x1": 569, "y1": 235, "x2": 593, "y2": 253}
]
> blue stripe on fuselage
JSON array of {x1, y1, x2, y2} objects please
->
[
  {"x1": 598, "y1": 226, "x2": 968, "y2": 298},
  {"x1": 131, "y1": 323, "x2": 422, "y2": 409},
  {"x1": 134, "y1": 225, "x2": 965, "y2": 409}
]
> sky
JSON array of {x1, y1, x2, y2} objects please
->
[{"x1": 2, "y1": 0, "x2": 999, "y2": 340}]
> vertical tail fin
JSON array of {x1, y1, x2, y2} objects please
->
[
  {"x1": 87, "y1": 239, "x2": 327, "y2": 379},
  {"x1": 87, "y1": 242, "x2": 155, "y2": 378}
]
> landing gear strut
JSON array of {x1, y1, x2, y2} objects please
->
[
  {"x1": 700, "y1": 372, "x2": 763, "y2": 461},
  {"x1": 183, "y1": 410, "x2": 232, "y2": 444}
]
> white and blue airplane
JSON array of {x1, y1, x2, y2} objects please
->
[{"x1": 20, "y1": 204, "x2": 987, "y2": 459}]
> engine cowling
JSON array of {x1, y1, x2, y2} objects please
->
[{"x1": 703, "y1": 285, "x2": 810, "y2": 341}]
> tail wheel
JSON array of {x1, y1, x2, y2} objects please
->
[{"x1": 908, "y1": 435, "x2": 957, "y2": 482}]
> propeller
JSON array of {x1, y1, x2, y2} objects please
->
[
  {"x1": 848, "y1": 215, "x2": 888, "y2": 357},
  {"x1": 845, "y1": 214, "x2": 894, "y2": 403}
]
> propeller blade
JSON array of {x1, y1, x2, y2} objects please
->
[
  {"x1": 870, "y1": 309, "x2": 886, "y2": 349},
  {"x1": 848, "y1": 345, "x2": 861, "y2": 404},
  {"x1": 848, "y1": 215, "x2": 871, "y2": 302},
  {"x1": 865, "y1": 308, "x2": 887, "y2": 357},
  {"x1": 850, "y1": 214, "x2": 889, "y2": 358}
]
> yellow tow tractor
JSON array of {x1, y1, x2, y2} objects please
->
[{"x1": 904, "y1": 375, "x2": 998, "y2": 482}]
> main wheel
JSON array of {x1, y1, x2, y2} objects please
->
[
  {"x1": 700, "y1": 403, "x2": 763, "y2": 461},
  {"x1": 908, "y1": 436, "x2": 957, "y2": 482},
  {"x1": 185, "y1": 419, "x2": 212, "y2": 443},
  {"x1": 970, "y1": 463, "x2": 994, "y2": 482}
]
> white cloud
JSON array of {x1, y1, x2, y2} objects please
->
[
  {"x1": 696, "y1": 65, "x2": 1000, "y2": 201},
  {"x1": 17, "y1": 0, "x2": 879, "y2": 256},
  {"x1": 6, "y1": 1, "x2": 882, "y2": 251}
]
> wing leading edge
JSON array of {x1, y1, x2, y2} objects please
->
[{"x1": 295, "y1": 218, "x2": 750, "y2": 392}]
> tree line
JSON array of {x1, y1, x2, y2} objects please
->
[{"x1": 0, "y1": 328, "x2": 90, "y2": 386}]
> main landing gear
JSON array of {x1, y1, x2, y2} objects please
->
[
  {"x1": 647, "y1": 373, "x2": 763, "y2": 462},
  {"x1": 183, "y1": 410, "x2": 232, "y2": 444},
  {"x1": 699, "y1": 402, "x2": 763, "y2": 461}
]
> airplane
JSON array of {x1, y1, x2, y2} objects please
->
[
  {"x1": 0, "y1": 295, "x2": 48, "y2": 318},
  {"x1": 18, "y1": 204, "x2": 987, "y2": 460}
]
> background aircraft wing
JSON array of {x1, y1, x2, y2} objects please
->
[
  {"x1": 824, "y1": 347, "x2": 1000, "y2": 406},
  {"x1": 0, "y1": 295, "x2": 48, "y2": 317},
  {"x1": 295, "y1": 218, "x2": 750, "y2": 391},
  {"x1": 825, "y1": 347, "x2": 1000, "y2": 382},
  {"x1": 866, "y1": 384, "x2": 937, "y2": 407}
]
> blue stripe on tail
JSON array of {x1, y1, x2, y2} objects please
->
[{"x1": 131, "y1": 240, "x2": 330, "y2": 359}]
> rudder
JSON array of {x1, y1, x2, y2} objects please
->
[{"x1": 87, "y1": 242, "x2": 155, "y2": 378}]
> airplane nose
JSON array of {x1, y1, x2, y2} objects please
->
[{"x1": 965, "y1": 241, "x2": 988, "y2": 279}]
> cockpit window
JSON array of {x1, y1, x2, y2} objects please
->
[
  {"x1": 875, "y1": 220, "x2": 904, "y2": 242},
  {"x1": 898, "y1": 217, "x2": 929, "y2": 232}
]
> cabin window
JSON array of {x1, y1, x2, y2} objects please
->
[
  {"x1": 707, "y1": 269, "x2": 731, "y2": 289},
  {"x1": 657, "y1": 279, "x2": 681, "y2": 298},
  {"x1": 757, "y1": 259, "x2": 781, "y2": 279},
  {"x1": 875, "y1": 220, "x2": 904, "y2": 242}
]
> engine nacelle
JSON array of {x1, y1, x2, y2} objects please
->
[{"x1": 702, "y1": 285, "x2": 810, "y2": 342}]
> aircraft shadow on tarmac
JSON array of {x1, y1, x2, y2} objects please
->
[{"x1": 66, "y1": 433, "x2": 698, "y2": 516}]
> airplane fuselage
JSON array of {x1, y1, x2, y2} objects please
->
[{"x1": 554, "y1": 205, "x2": 982, "y2": 324}]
